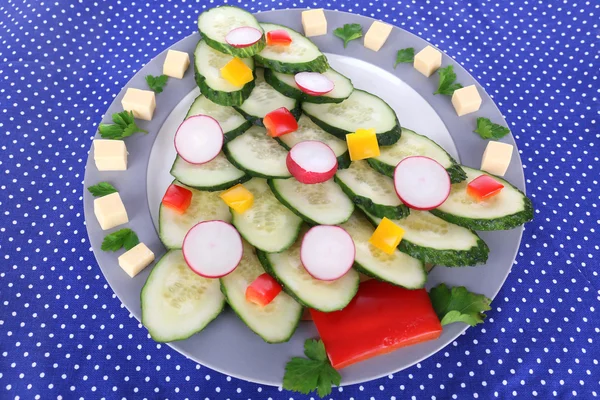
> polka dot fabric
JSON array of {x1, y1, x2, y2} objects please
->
[{"x1": 0, "y1": 0, "x2": 598, "y2": 398}]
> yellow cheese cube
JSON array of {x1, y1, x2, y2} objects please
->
[
  {"x1": 93, "y1": 192, "x2": 129, "y2": 230},
  {"x1": 93, "y1": 139, "x2": 128, "y2": 171},
  {"x1": 220, "y1": 184, "x2": 254, "y2": 214},
  {"x1": 163, "y1": 49, "x2": 190, "y2": 79},
  {"x1": 121, "y1": 88, "x2": 156, "y2": 121},
  {"x1": 301, "y1": 9, "x2": 327, "y2": 37},
  {"x1": 220, "y1": 58, "x2": 254, "y2": 87},
  {"x1": 414, "y1": 45, "x2": 442, "y2": 77},
  {"x1": 118, "y1": 243, "x2": 155, "y2": 278},
  {"x1": 481, "y1": 141, "x2": 513, "y2": 176},
  {"x1": 369, "y1": 217, "x2": 405, "y2": 255},
  {"x1": 346, "y1": 128, "x2": 380, "y2": 161},
  {"x1": 364, "y1": 21, "x2": 393, "y2": 52},
  {"x1": 451, "y1": 85, "x2": 482, "y2": 116}
]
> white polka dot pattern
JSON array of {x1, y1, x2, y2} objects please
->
[{"x1": 0, "y1": 0, "x2": 598, "y2": 398}]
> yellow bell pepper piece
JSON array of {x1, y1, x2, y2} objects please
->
[
  {"x1": 219, "y1": 183, "x2": 254, "y2": 213},
  {"x1": 220, "y1": 58, "x2": 253, "y2": 87},
  {"x1": 368, "y1": 217, "x2": 405, "y2": 254},
  {"x1": 346, "y1": 128, "x2": 380, "y2": 161}
]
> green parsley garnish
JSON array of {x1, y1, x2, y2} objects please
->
[
  {"x1": 429, "y1": 283, "x2": 492, "y2": 326},
  {"x1": 101, "y1": 228, "x2": 140, "y2": 252},
  {"x1": 333, "y1": 23, "x2": 363, "y2": 48},
  {"x1": 394, "y1": 47, "x2": 415, "y2": 67},
  {"x1": 474, "y1": 117, "x2": 511, "y2": 140},
  {"x1": 434, "y1": 65, "x2": 463, "y2": 96},
  {"x1": 98, "y1": 111, "x2": 147, "y2": 140},
  {"x1": 283, "y1": 339, "x2": 341, "y2": 398},
  {"x1": 87, "y1": 182, "x2": 118, "y2": 197},
  {"x1": 145, "y1": 74, "x2": 169, "y2": 93}
]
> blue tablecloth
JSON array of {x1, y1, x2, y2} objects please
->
[{"x1": 1, "y1": 0, "x2": 598, "y2": 398}]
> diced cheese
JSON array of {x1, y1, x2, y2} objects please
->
[
  {"x1": 364, "y1": 21, "x2": 393, "y2": 52},
  {"x1": 93, "y1": 192, "x2": 129, "y2": 230},
  {"x1": 346, "y1": 128, "x2": 380, "y2": 161},
  {"x1": 451, "y1": 85, "x2": 482, "y2": 116},
  {"x1": 413, "y1": 45, "x2": 442, "y2": 77},
  {"x1": 118, "y1": 243, "x2": 155, "y2": 278},
  {"x1": 220, "y1": 58, "x2": 254, "y2": 87},
  {"x1": 369, "y1": 217, "x2": 405, "y2": 254},
  {"x1": 121, "y1": 88, "x2": 156, "y2": 121},
  {"x1": 93, "y1": 139, "x2": 128, "y2": 171},
  {"x1": 163, "y1": 49, "x2": 190, "y2": 79},
  {"x1": 220, "y1": 183, "x2": 254, "y2": 214},
  {"x1": 481, "y1": 141, "x2": 513, "y2": 176},
  {"x1": 301, "y1": 9, "x2": 327, "y2": 37}
]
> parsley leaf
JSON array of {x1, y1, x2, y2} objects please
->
[
  {"x1": 434, "y1": 65, "x2": 463, "y2": 96},
  {"x1": 429, "y1": 283, "x2": 492, "y2": 326},
  {"x1": 283, "y1": 339, "x2": 341, "y2": 398},
  {"x1": 101, "y1": 229, "x2": 140, "y2": 252},
  {"x1": 333, "y1": 23, "x2": 363, "y2": 48},
  {"x1": 87, "y1": 182, "x2": 118, "y2": 197},
  {"x1": 474, "y1": 117, "x2": 510, "y2": 140},
  {"x1": 394, "y1": 47, "x2": 415, "y2": 67},
  {"x1": 145, "y1": 74, "x2": 169, "y2": 93},
  {"x1": 98, "y1": 111, "x2": 147, "y2": 140}
]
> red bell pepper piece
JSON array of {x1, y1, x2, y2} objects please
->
[
  {"x1": 245, "y1": 273, "x2": 283, "y2": 306},
  {"x1": 466, "y1": 175, "x2": 504, "y2": 202},
  {"x1": 266, "y1": 29, "x2": 292, "y2": 46},
  {"x1": 263, "y1": 107, "x2": 298, "y2": 137},
  {"x1": 161, "y1": 184, "x2": 193, "y2": 214},
  {"x1": 310, "y1": 280, "x2": 442, "y2": 370}
]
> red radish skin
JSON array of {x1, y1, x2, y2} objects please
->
[
  {"x1": 225, "y1": 27, "x2": 263, "y2": 48},
  {"x1": 294, "y1": 72, "x2": 335, "y2": 96},
  {"x1": 182, "y1": 220, "x2": 243, "y2": 278},
  {"x1": 393, "y1": 156, "x2": 451, "y2": 211},
  {"x1": 286, "y1": 141, "x2": 338, "y2": 184},
  {"x1": 174, "y1": 115, "x2": 223, "y2": 165},
  {"x1": 300, "y1": 226, "x2": 355, "y2": 281}
]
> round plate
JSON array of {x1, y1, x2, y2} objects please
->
[{"x1": 83, "y1": 9, "x2": 525, "y2": 386}]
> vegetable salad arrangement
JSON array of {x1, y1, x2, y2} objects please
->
[{"x1": 141, "y1": 6, "x2": 533, "y2": 397}]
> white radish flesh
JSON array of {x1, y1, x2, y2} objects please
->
[
  {"x1": 174, "y1": 115, "x2": 223, "y2": 165},
  {"x1": 286, "y1": 141, "x2": 338, "y2": 184},
  {"x1": 182, "y1": 220, "x2": 243, "y2": 278},
  {"x1": 393, "y1": 156, "x2": 451, "y2": 211},
  {"x1": 300, "y1": 226, "x2": 355, "y2": 281},
  {"x1": 294, "y1": 72, "x2": 335, "y2": 96},
  {"x1": 225, "y1": 27, "x2": 263, "y2": 48}
]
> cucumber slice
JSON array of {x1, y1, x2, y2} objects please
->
[
  {"x1": 185, "y1": 94, "x2": 252, "y2": 142},
  {"x1": 276, "y1": 114, "x2": 351, "y2": 169},
  {"x1": 159, "y1": 181, "x2": 232, "y2": 249},
  {"x1": 197, "y1": 6, "x2": 265, "y2": 57},
  {"x1": 359, "y1": 206, "x2": 489, "y2": 267},
  {"x1": 194, "y1": 40, "x2": 255, "y2": 106},
  {"x1": 340, "y1": 213, "x2": 426, "y2": 289},
  {"x1": 223, "y1": 125, "x2": 291, "y2": 179},
  {"x1": 430, "y1": 166, "x2": 534, "y2": 230},
  {"x1": 234, "y1": 69, "x2": 300, "y2": 126},
  {"x1": 264, "y1": 68, "x2": 354, "y2": 104},
  {"x1": 170, "y1": 154, "x2": 249, "y2": 191},
  {"x1": 256, "y1": 231, "x2": 359, "y2": 312},
  {"x1": 231, "y1": 178, "x2": 302, "y2": 253},
  {"x1": 334, "y1": 160, "x2": 409, "y2": 219},
  {"x1": 220, "y1": 240, "x2": 302, "y2": 343},
  {"x1": 255, "y1": 23, "x2": 329, "y2": 73},
  {"x1": 367, "y1": 128, "x2": 467, "y2": 183},
  {"x1": 268, "y1": 178, "x2": 354, "y2": 225},
  {"x1": 302, "y1": 89, "x2": 401, "y2": 146},
  {"x1": 141, "y1": 250, "x2": 225, "y2": 342}
]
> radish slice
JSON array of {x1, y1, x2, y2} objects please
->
[
  {"x1": 182, "y1": 220, "x2": 243, "y2": 278},
  {"x1": 174, "y1": 115, "x2": 223, "y2": 165},
  {"x1": 393, "y1": 156, "x2": 451, "y2": 211},
  {"x1": 294, "y1": 72, "x2": 335, "y2": 96},
  {"x1": 300, "y1": 226, "x2": 355, "y2": 281},
  {"x1": 225, "y1": 27, "x2": 263, "y2": 48},
  {"x1": 286, "y1": 141, "x2": 338, "y2": 184}
]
